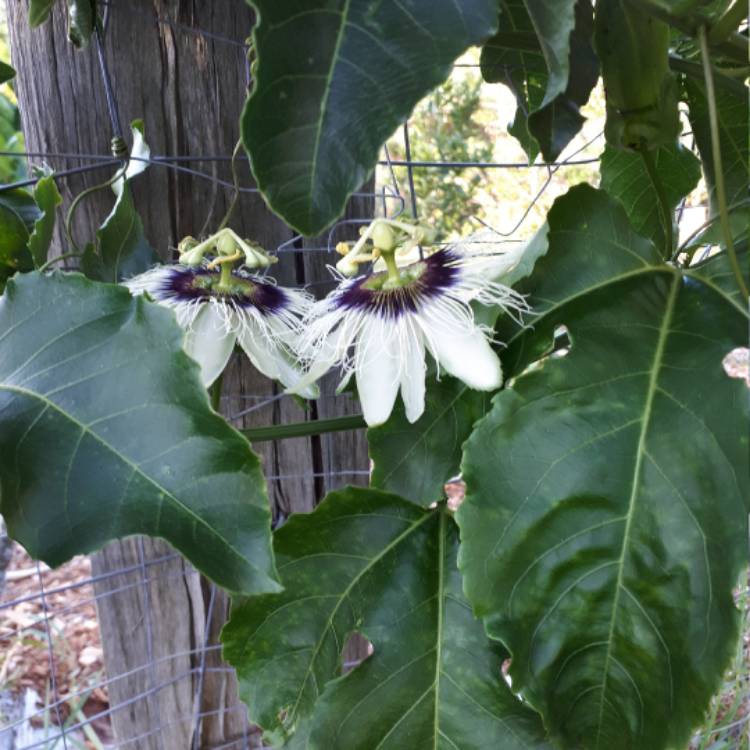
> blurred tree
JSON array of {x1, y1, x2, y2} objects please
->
[{"x1": 386, "y1": 73, "x2": 493, "y2": 238}]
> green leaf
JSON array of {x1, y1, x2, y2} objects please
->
[
  {"x1": 223, "y1": 487, "x2": 551, "y2": 749},
  {"x1": 369, "y1": 230, "x2": 551, "y2": 506},
  {"x1": 480, "y1": 0, "x2": 597, "y2": 161},
  {"x1": 369, "y1": 377, "x2": 489, "y2": 506},
  {"x1": 27, "y1": 175, "x2": 63, "y2": 267},
  {"x1": 28, "y1": 0, "x2": 56, "y2": 27},
  {"x1": 600, "y1": 143, "x2": 701, "y2": 252},
  {"x1": 0, "y1": 62, "x2": 15, "y2": 85},
  {"x1": 0, "y1": 190, "x2": 38, "y2": 276},
  {"x1": 67, "y1": 0, "x2": 96, "y2": 49},
  {"x1": 496, "y1": 183, "x2": 663, "y2": 352},
  {"x1": 0, "y1": 272, "x2": 280, "y2": 595},
  {"x1": 81, "y1": 182, "x2": 158, "y2": 282},
  {"x1": 243, "y1": 0, "x2": 499, "y2": 235},
  {"x1": 685, "y1": 245, "x2": 748, "y2": 316},
  {"x1": 684, "y1": 76, "x2": 749, "y2": 216},
  {"x1": 458, "y1": 196, "x2": 749, "y2": 748}
]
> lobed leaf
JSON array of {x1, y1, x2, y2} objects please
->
[
  {"x1": 0, "y1": 272, "x2": 280, "y2": 595},
  {"x1": 599, "y1": 143, "x2": 701, "y2": 255},
  {"x1": 223, "y1": 487, "x2": 552, "y2": 749},
  {"x1": 243, "y1": 0, "x2": 499, "y2": 235},
  {"x1": 458, "y1": 186, "x2": 749, "y2": 749}
]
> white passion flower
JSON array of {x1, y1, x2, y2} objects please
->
[
  {"x1": 293, "y1": 227, "x2": 529, "y2": 426},
  {"x1": 125, "y1": 263, "x2": 317, "y2": 397}
]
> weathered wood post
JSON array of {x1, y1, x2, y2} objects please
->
[{"x1": 7, "y1": 2, "x2": 370, "y2": 746}]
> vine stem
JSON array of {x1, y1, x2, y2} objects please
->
[
  {"x1": 38, "y1": 252, "x2": 86, "y2": 273},
  {"x1": 639, "y1": 148, "x2": 673, "y2": 258},
  {"x1": 698, "y1": 24, "x2": 749, "y2": 300},
  {"x1": 64, "y1": 165, "x2": 127, "y2": 254},
  {"x1": 242, "y1": 414, "x2": 366, "y2": 443}
]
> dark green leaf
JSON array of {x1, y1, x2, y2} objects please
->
[
  {"x1": 369, "y1": 377, "x2": 489, "y2": 506},
  {"x1": 496, "y1": 183, "x2": 663, "y2": 355},
  {"x1": 0, "y1": 272, "x2": 280, "y2": 595},
  {"x1": 243, "y1": 0, "x2": 499, "y2": 235},
  {"x1": 685, "y1": 245, "x2": 748, "y2": 316},
  {"x1": 458, "y1": 190, "x2": 749, "y2": 749},
  {"x1": 27, "y1": 175, "x2": 62, "y2": 267},
  {"x1": 81, "y1": 182, "x2": 158, "y2": 282},
  {"x1": 28, "y1": 0, "x2": 56, "y2": 27},
  {"x1": 0, "y1": 190, "x2": 38, "y2": 275},
  {"x1": 223, "y1": 487, "x2": 551, "y2": 749},
  {"x1": 67, "y1": 0, "x2": 96, "y2": 48},
  {"x1": 599, "y1": 143, "x2": 701, "y2": 252},
  {"x1": 481, "y1": 0, "x2": 597, "y2": 162},
  {"x1": 684, "y1": 77, "x2": 749, "y2": 216},
  {"x1": 0, "y1": 62, "x2": 15, "y2": 85}
]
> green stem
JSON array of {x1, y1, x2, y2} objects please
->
[
  {"x1": 218, "y1": 261, "x2": 234, "y2": 290},
  {"x1": 381, "y1": 251, "x2": 401, "y2": 285},
  {"x1": 64, "y1": 166, "x2": 126, "y2": 254},
  {"x1": 640, "y1": 148, "x2": 674, "y2": 258},
  {"x1": 242, "y1": 414, "x2": 366, "y2": 443},
  {"x1": 698, "y1": 25, "x2": 749, "y2": 299},
  {"x1": 38, "y1": 251, "x2": 86, "y2": 273},
  {"x1": 218, "y1": 140, "x2": 243, "y2": 232},
  {"x1": 210, "y1": 374, "x2": 224, "y2": 412}
]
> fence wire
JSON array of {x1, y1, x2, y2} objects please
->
[{"x1": 0, "y1": 3, "x2": 745, "y2": 750}]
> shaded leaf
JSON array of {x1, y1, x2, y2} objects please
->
[
  {"x1": 0, "y1": 190, "x2": 38, "y2": 276},
  {"x1": 369, "y1": 376, "x2": 489, "y2": 506},
  {"x1": 223, "y1": 487, "x2": 551, "y2": 749},
  {"x1": 243, "y1": 0, "x2": 499, "y2": 235},
  {"x1": 481, "y1": 0, "x2": 596, "y2": 161},
  {"x1": 28, "y1": 0, "x2": 56, "y2": 27},
  {"x1": 684, "y1": 77, "x2": 749, "y2": 216},
  {"x1": 0, "y1": 272, "x2": 280, "y2": 595},
  {"x1": 67, "y1": 0, "x2": 96, "y2": 48},
  {"x1": 600, "y1": 143, "x2": 701, "y2": 253},
  {"x1": 82, "y1": 182, "x2": 158, "y2": 282},
  {"x1": 0, "y1": 62, "x2": 15, "y2": 85},
  {"x1": 685, "y1": 245, "x2": 748, "y2": 316},
  {"x1": 27, "y1": 175, "x2": 63, "y2": 267},
  {"x1": 458, "y1": 189, "x2": 748, "y2": 749}
]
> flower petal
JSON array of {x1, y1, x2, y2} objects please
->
[
  {"x1": 183, "y1": 303, "x2": 236, "y2": 387},
  {"x1": 355, "y1": 320, "x2": 400, "y2": 427},
  {"x1": 238, "y1": 324, "x2": 318, "y2": 399},
  {"x1": 399, "y1": 323, "x2": 426, "y2": 423},
  {"x1": 425, "y1": 323, "x2": 502, "y2": 391}
]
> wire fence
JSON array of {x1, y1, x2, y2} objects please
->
[{"x1": 0, "y1": 3, "x2": 746, "y2": 750}]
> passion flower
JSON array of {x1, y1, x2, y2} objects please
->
[
  {"x1": 293, "y1": 232, "x2": 528, "y2": 426},
  {"x1": 125, "y1": 264, "x2": 316, "y2": 397}
]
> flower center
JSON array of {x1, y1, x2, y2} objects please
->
[
  {"x1": 191, "y1": 270, "x2": 257, "y2": 298},
  {"x1": 361, "y1": 259, "x2": 427, "y2": 291}
]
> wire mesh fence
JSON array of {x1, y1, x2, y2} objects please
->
[{"x1": 0, "y1": 2, "x2": 746, "y2": 749}]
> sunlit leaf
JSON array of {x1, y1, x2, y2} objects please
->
[
  {"x1": 243, "y1": 0, "x2": 499, "y2": 235},
  {"x1": 28, "y1": 0, "x2": 56, "y2": 28},
  {"x1": 0, "y1": 272, "x2": 280, "y2": 595},
  {"x1": 27, "y1": 175, "x2": 63, "y2": 267},
  {"x1": 223, "y1": 487, "x2": 552, "y2": 749},
  {"x1": 0, "y1": 62, "x2": 15, "y2": 85}
]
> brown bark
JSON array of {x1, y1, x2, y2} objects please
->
[{"x1": 6, "y1": 1, "x2": 370, "y2": 746}]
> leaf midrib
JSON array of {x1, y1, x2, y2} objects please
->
[
  {"x1": 286, "y1": 508, "x2": 434, "y2": 724},
  {"x1": 0, "y1": 382, "x2": 255, "y2": 572},
  {"x1": 593, "y1": 272, "x2": 680, "y2": 748}
]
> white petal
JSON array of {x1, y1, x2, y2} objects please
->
[
  {"x1": 122, "y1": 265, "x2": 172, "y2": 296},
  {"x1": 426, "y1": 323, "x2": 502, "y2": 391},
  {"x1": 399, "y1": 325, "x2": 426, "y2": 423},
  {"x1": 238, "y1": 324, "x2": 319, "y2": 399},
  {"x1": 291, "y1": 321, "x2": 355, "y2": 396},
  {"x1": 183, "y1": 304, "x2": 236, "y2": 387},
  {"x1": 355, "y1": 321, "x2": 400, "y2": 427}
]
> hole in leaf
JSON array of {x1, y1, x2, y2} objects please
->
[{"x1": 342, "y1": 633, "x2": 373, "y2": 674}]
